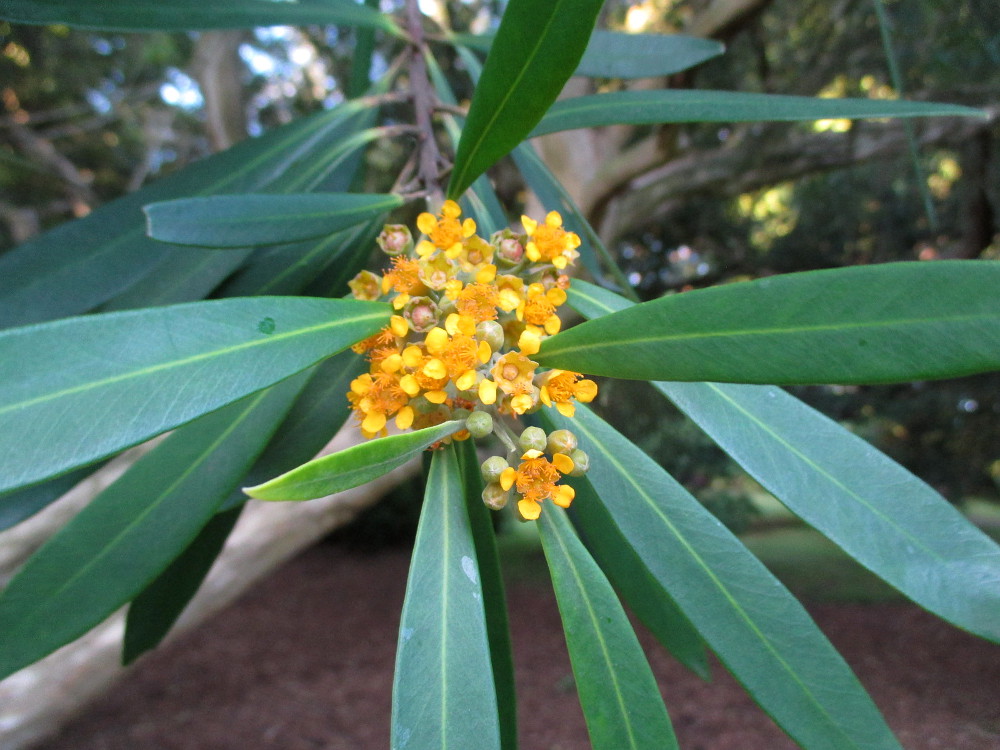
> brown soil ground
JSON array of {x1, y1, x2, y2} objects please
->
[{"x1": 36, "y1": 541, "x2": 1000, "y2": 750}]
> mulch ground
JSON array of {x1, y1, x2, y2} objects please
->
[{"x1": 36, "y1": 541, "x2": 1000, "y2": 750}]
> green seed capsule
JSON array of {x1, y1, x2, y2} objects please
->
[
  {"x1": 568, "y1": 449, "x2": 590, "y2": 476},
  {"x1": 466, "y1": 411, "x2": 494, "y2": 439},
  {"x1": 519, "y1": 426, "x2": 547, "y2": 453},
  {"x1": 482, "y1": 481, "x2": 509, "y2": 510},
  {"x1": 480, "y1": 455, "x2": 509, "y2": 484},
  {"x1": 547, "y1": 429, "x2": 578, "y2": 455},
  {"x1": 475, "y1": 320, "x2": 505, "y2": 352}
]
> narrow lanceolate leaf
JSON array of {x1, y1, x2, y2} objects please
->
[
  {"x1": 546, "y1": 406, "x2": 900, "y2": 750},
  {"x1": 0, "y1": 0, "x2": 400, "y2": 34},
  {"x1": 0, "y1": 297, "x2": 389, "y2": 495},
  {"x1": 456, "y1": 440, "x2": 517, "y2": 750},
  {"x1": 529, "y1": 89, "x2": 986, "y2": 137},
  {"x1": 574, "y1": 31, "x2": 723, "y2": 78},
  {"x1": 454, "y1": 30, "x2": 722, "y2": 78},
  {"x1": 145, "y1": 193, "x2": 403, "y2": 248},
  {"x1": 567, "y1": 278, "x2": 1000, "y2": 643},
  {"x1": 567, "y1": 480, "x2": 709, "y2": 678},
  {"x1": 0, "y1": 101, "x2": 366, "y2": 328},
  {"x1": 539, "y1": 261, "x2": 1000, "y2": 385},
  {"x1": 245, "y1": 421, "x2": 464, "y2": 502},
  {"x1": 0, "y1": 466, "x2": 97, "y2": 532},
  {"x1": 391, "y1": 447, "x2": 501, "y2": 750},
  {"x1": 659, "y1": 381, "x2": 1000, "y2": 643},
  {"x1": 539, "y1": 506, "x2": 678, "y2": 750},
  {"x1": 0, "y1": 380, "x2": 304, "y2": 680},
  {"x1": 123, "y1": 504, "x2": 244, "y2": 665},
  {"x1": 447, "y1": 0, "x2": 602, "y2": 199},
  {"x1": 218, "y1": 351, "x2": 367, "y2": 512}
]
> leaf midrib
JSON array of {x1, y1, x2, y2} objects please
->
[
  {"x1": 0, "y1": 308, "x2": 388, "y2": 418},
  {"x1": 545, "y1": 511, "x2": 641, "y2": 749},
  {"x1": 542, "y1": 311, "x2": 993, "y2": 358},
  {"x1": 0, "y1": 390, "x2": 268, "y2": 639},
  {"x1": 450, "y1": 1, "x2": 565, "y2": 193},
  {"x1": 571, "y1": 414, "x2": 861, "y2": 749}
]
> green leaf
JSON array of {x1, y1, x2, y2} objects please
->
[
  {"x1": 102, "y1": 106, "x2": 380, "y2": 310},
  {"x1": 567, "y1": 481, "x2": 709, "y2": 678},
  {"x1": 548, "y1": 405, "x2": 900, "y2": 750},
  {"x1": 539, "y1": 506, "x2": 678, "y2": 750},
  {"x1": 658, "y1": 381, "x2": 1000, "y2": 643},
  {"x1": 245, "y1": 421, "x2": 464, "y2": 501},
  {"x1": 0, "y1": 466, "x2": 98, "y2": 532},
  {"x1": 529, "y1": 89, "x2": 987, "y2": 136},
  {"x1": 0, "y1": 0, "x2": 400, "y2": 33},
  {"x1": 0, "y1": 101, "x2": 368, "y2": 328},
  {"x1": 575, "y1": 31, "x2": 723, "y2": 78},
  {"x1": 0, "y1": 297, "x2": 389, "y2": 495},
  {"x1": 217, "y1": 351, "x2": 367, "y2": 513},
  {"x1": 391, "y1": 446, "x2": 502, "y2": 750},
  {"x1": 453, "y1": 31, "x2": 723, "y2": 79},
  {"x1": 123, "y1": 505, "x2": 244, "y2": 665},
  {"x1": 0, "y1": 379, "x2": 304, "y2": 680},
  {"x1": 144, "y1": 192, "x2": 403, "y2": 248},
  {"x1": 539, "y1": 261, "x2": 1000, "y2": 385},
  {"x1": 447, "y1": 0, "x2": 602, "y2": 199},
  {"x1": 456, "y1": 440, "x2": 517, "y2": 750},
  {"x1": 569, "y1": 277, "x2": 1000, "y2": 642},
  {"x1": 216, "y1": 216, "x2": 384, "y2": 303}
]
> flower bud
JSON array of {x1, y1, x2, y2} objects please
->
[
  {"x1": 403, "y1": 296, "x2": 440, "y2": 333},
  {"x1": 547, "y1": 429, "x2": 578, "y2": 455},
  {"x1": 466, "y1": 411, "x2": 494, "y2": 439},
  {"x1": 481, "y1": 455, "x2": 509, "y2": 484},
  {"x1": 568, "y1": 449, "x2": 590, "y2": 476},
  {"x1": 482, "y1": 482, "x2": 510, "y2": 510},
  {"x1": 376, "y1": 224, "x2": 413, "y2": 256},
  {"x1": 475, "y1": 320, "x2": 505, "y2": 352},
  {"x1": 491, "y1": 229, "x2": 525, "y2": 266},
  {"x1": 519, "y1": 426, "x2": 547, "y2": 453}
]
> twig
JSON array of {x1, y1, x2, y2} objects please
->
[{"x1": 405, "y1": 0, "x2": 445, "y2": 207}]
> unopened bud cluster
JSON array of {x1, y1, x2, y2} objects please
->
[{"x1": 347, "y1": 200, "x2": 597, "y2": 520}]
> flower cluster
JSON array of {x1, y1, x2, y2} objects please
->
[{"x1": 348, "y1": 200, "x2": 597, "y2": 520}]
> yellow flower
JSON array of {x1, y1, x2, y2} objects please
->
[
  {"x1": 491, "y1": 351, "x2": 537, "y2": 396},
  {"x1": 539, "y1": 370, "x2": 598, "y2": 417},
  {"x1": 418, "y1": 253, "x2": 456, "y2": 291},
  {"x1": 417, "y1": 200, "x2": 476, "y2": 256},
  {"x1": 502, "y1": 452, "x2": 576, "y2": 520},
  {"x1": 348, "y1": 371, "x2": 410, "y2": 435},
  {"x1": 382, "y1": 256, "x2": 424, "y2": 296},
  {"x1": 517, "y1": 283, "x2": 562, "y2": 335},
  {"x1": 457, "y1": 234, "x2": 495, "y2": 273},
  {"x1": 348, "y1": 270, "x2": 382, "y2": 301},
  {"x1": 456, "y1": 282, "x2": 500, "y2": 322},
  {"x1": 521, "y1": 211, "x2": 581, "y2": 269}
]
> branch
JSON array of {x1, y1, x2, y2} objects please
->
[
  {"x1": 603, "y1": 110, "x2": 999, "y2": 243},
  {"x1": 405, "y1": 0, "x2": 445, "y2": 206}
]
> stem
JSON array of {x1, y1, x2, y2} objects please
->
[{"x1": 405, "y1": 0, "x2": 445, "y2": 208}]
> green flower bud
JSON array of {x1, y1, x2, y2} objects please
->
[
  {"x1": 491, "y1": 229, "x2": 525, "y2": 266},
  {"x1": 403, "y1": 296, "x2": 440, "y2": 333},
  {"x1": 568, "y1": 449, "x2": 590, "y2": 476},
  {"x1": 481, "y1": 455, "x2": 509, "y2": 484},
  {"x1": 466, "y1": 411, "x2": 494, "y2": 439},
  {"x1": 547, "y1": 429, "x2": 578, "y2": 455},
  {"x1": 376, "y1": 224, "x2": 413, "y2": 256},
  {"x1": 519, "y1": 426, "x2": 547, "y2": 453},
  {"x1": 475, "y1": 320, "x2": 505, "y2": 353},
  {"x1": 482, "y1": 481, "x2": 509, "y2": 510},
  {"x1": 347, "y1": 270, "x2": 382, "y2": 301}
]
